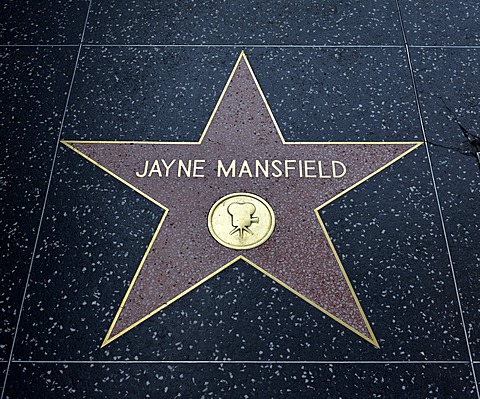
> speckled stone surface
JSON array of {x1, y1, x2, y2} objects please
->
[
  {"x1": 400, "y1": 0, "x2": 480, "y2": 46},
  {"x1": 0, "y1": 47, "x2": 76, "y2": 361},
  {"x1": 248, "y1": 48, "x2": 422, "y2": 143},
  {"x1": 84, "y1": 0, "x2": 403, "y2": 45},
  {"x1": 0, "y1": 0, "x2": 90, "y2": 45},
  {"x1": 64, "y1": 47, "x2": 422, "y2": 142},
  {"x1": 4, "y1": 362, "x2": 477, "y2": 398},
  {"x1": 412, "y1": 48, "x2": 480, "y2": 360},
  {"x1": 2, "y1": 1, "x2": 480, "y2": 398},
  {"x1": 64, "y1": 48, "x2": 237, "y2": 141},
  {"x1": 0, "y1": 364, "x2": 5, "y2": 397}
]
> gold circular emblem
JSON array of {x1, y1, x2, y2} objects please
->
[{"x1": 208, "y1": 193, "x2": 275, "y2": 250}]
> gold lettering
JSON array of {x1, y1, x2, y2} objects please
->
[
  {"x1": 318, "y1": 161, "x2": 331, "y2": 178},
  {"x1": 255, "y1": 160, "x2": 269, "y2": 177},
  {"x1": 136, "y1": 160, "x2": 149, "y2": 178},
  {"x1": 148, "y1": 160, "x2": 162, "y2": 177},
  {"x1": 284, "y1": 160, "x2": 296, "y2": 178},
  {"x1": 218, "y1": 160, "x2": 236, "y2": 177},
  {"x1": 271, "y1": 160, "x2": 283, "y2": 177},
  {"x1": 178, "y1": 160, "x2": 191, "y2": 177},
  {"x1": 304, "y1": 160, "x2": 316, "y2": 177},
  {"x1": 193, "y1": 159, "x2": 206, "y2": 177},
  {"x1": 332, "y1": 160, "x2": 346, "y2": 178},
  {"x1": 134, "y1": 159, "x2": 346, "y2": 179},
  {"x1": 238, "y1": 160, "x2": 253, "y2": 177},
  {"x1": 161, "y1": 159, "x2": 176, "y2": 177}
]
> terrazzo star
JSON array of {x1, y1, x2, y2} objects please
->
[{"x1": 63, "y1": 52, "x2": 421, "y2": 347}]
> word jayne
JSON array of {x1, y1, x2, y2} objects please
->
[{"x1": 135, "y1": 159, "x2": 347, "y2": 179}]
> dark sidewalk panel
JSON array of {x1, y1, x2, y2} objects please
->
[
  {"x1": 477, "y1": 364, "x2": 480, "y2": 392},
  {"x1": 0, "y1": 362, "x2": 6, "y2": 392},
  {"x1": 248, "y1": 47, "x2": 421, "y2": 142},
  {"x1": 84, "y1": 0, "x2": 403, "y2": 45},
  {"x1": 10, "y1": 149, "x2": 161, "y2": 361},
  {"x1": 400, "y1": 0, "x2": 480, "y2": 46},
  {"x1": 321, "y1": 150, "x2": 469, "y2": 361},
  {"x1": 411, "y1": 48, "x2": 480, "y2": 150},
  {"x1": 412, "y1": 48, "x2": 480, "y2": 359},
  {"x1": 0, "y1": 47, "x2": 77, "y2": 360},
  {"x1": 64, "y1": 47, "x2": 421, "y2": 143},
  {"x1": 4, "y1": 362, "x2": 476, "y2": 398},
  {"x1": 63, "y1": 47, "x2": 239, "y2": 141},
  {"x1": 0, "y1": 0, "x2": 90, "y2": 45},
  {"x1": 429, "y1": 150, "x2": 480, "y2": 359}
]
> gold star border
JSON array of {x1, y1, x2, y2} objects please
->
[{"x1": 62, "y1": 52, "x2": 422, "y2": 348}]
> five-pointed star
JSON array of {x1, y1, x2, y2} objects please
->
[{"x1": 63, "y1": 52, "x2": 421, "y2": 348}]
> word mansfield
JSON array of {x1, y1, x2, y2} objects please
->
[{"x1": 136, "y1": 159, "x2": 347, "y2": 179}]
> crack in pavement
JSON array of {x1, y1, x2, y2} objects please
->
[{"x1": 431, "y1": 98, "x2": 480, "y2": 170}]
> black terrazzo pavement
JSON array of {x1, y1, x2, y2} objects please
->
[
  {"x1": 1, "y1": 1, "x2": 479, "y2": 398},
  {"x1": 84, "y1": 0, "x2": 403, "y2": 45},
  {"x1": 5, "y1": 363, "x2": 476, "y2": 398},
  {"x1": 412, "y1": 48, "x2": 480, "y2": 361},
  {"x1": 0, "y1": 47, "x2": 77, "y2": 361}
]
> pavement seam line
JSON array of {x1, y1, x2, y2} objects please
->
[
  {"x1": 394, "y1": 0, "x2": 479, "y2": 396},
  {"x1": 0, "y1": 1, "x2": 93, "y2": 397}
]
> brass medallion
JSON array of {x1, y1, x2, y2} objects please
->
[{"x1": 208, "y1": 193, "x2": 275, "y2": 250}]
